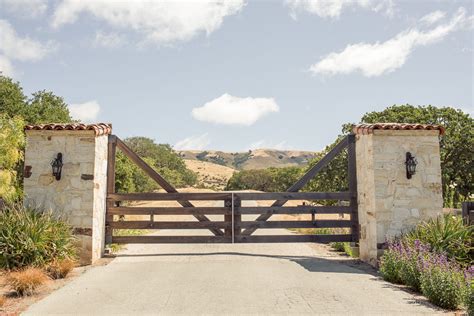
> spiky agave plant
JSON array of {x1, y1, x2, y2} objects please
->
[{"x1": 406, "y1": 214, "x2": 473, "y2": 266}]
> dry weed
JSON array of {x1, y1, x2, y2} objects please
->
[
  {"x1": 7, "y1": 267, "x2": 48, "y2": 296},
  {"x1": 46, "y1": 259, "x2": 76, "y2": 279}
]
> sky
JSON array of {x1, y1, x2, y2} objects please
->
[{"x1": 0, "y1": 0, "x2": 473, "y2": 152}]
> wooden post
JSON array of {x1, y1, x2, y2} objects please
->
[
  {"x1": 462, "y1": 201, "x2": 474, "y2": 226},
  {"x1": 105, "y1": 135, "x2": 117, "y2": 245},
  {"x1": 234, "y1": 196, "x2": 241, "y2": 238},
  {"x1": 347, "y1": 134, "x2": 359, "y2": 243},
  {"x1": 224, "y1": 198, "x2": 232, "y2": 237}
]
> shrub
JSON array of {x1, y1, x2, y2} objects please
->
[
  {"x1": 406, "y1": 214, "x2": 473, "y2": 265},
  {"x1": 380, "y1": 238, "x2": 473, "y2": 311},
  {"x1": 379, "y1": 240, "x2": 405, "y2": 284},
  {"x1": 419, "y1": 252, "x2": 470, "y2": 310},
  {"x1": 0, "y1": 203, "x2": 77, "y2": 269},
  {"x1": 7, "y1": 267, "x2": 48, "y2": 296},
  {"x1": 330, "y1": 242, "x2": 357, "y2": 257},
  {"x1": 46, "y1": 259, "x2": 75, "y2": 279},
  {"x1": 467, "y1": 279, "x2": 474, "y2": 316},
  {"x1": 330, "y1": 241, "x2": 345, "y2": 252}
]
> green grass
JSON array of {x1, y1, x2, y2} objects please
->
[
  {"x1": 288, "y1": 227, "x2": 334, "y2": 235},
  {"x1": 330, "y1": 242, "x2": 357, "y2": 257},
  {"x1": 108, "y1": 229, "x2": 150, "y2": 253},
  {"x1": 289, "y1": 227, "x2": 357, "y2": 257}
]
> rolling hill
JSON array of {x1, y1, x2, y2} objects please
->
[
  {"x1": 181, "y1": 149, "x2": 318, "y2": 189},
  {"x1": 180, "y1": 149, "x2": 317, "y2": 170}
]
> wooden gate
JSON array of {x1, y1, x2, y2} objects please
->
[{"x1": 105, "y1": 135, "x2": 359, "y2": 244}]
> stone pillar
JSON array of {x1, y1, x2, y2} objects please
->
[
  {"x1": 353, "y1": 124, "x2": 444, "y2": 267},
  {"x1": 23, "y1": 123, "x2": 111, "y2": 264}
]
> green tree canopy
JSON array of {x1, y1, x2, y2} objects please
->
[
  {"x1": 114, "y1": 137, "x2": 197, "y2": 192},
  {"x1": 0, "y1": 115, "x2": 25, "y2": 201},
  {"x1": 226, "y1": 167, "x2": 302, "y2": 192},
  {"x1": 0, "y1": 76, "x2": 72, "y2": 124}
]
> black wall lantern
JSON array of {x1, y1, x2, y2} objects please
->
[
  {"x1": 405, "y1": 152, "x2": 417, "y2": 179},
  {"x1": 51, "y1": 153, "x2": 63, "y2": 181}
]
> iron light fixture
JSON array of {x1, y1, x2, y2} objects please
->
[
  {"x1": 51, "y1": 153, "x2": 63, "y2": 181},
  {"x1": 405, "y1": 152, "x2": 417, "y2": 179}
]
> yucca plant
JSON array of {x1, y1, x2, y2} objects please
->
[
  {"x1": 0, "y1": 202, "x2": 77, "y2": 269},
  {"x1": 406, "y1": 214, "x2": 473, "y2": 266}
]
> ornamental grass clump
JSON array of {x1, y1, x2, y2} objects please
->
[
  {"x1": 46, "y1": 259, "x2": 76, "y2": 279},
  {"x1": 7, "y1": 267, "x2": 48, "y2": 296},
  {"x1": 0, "y1": 203, "x2": 77, "y2": 269}
]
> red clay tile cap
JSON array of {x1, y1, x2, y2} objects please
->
[
  {"x1": 352, "y1": 123, "x2": 445, "y2": 135},
  {"x1": 24, "y1": 123, "x2": 112, "y2": 136}
]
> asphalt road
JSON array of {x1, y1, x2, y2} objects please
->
[{"x1": 24, "y1": 228, "x2": 447, "y2": 315}]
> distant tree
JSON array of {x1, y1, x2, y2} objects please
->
[
  {"x1": 114, "y1": 137, "x2": 197, "y2": 192},
  {"x1": 226, "y1": 167, "x2": 302, "y2": 192},
  {"x1": 26, "y1": 90, "x2": 72, "y2": 124},
  {"x1": 226, "y1": 169, "x2": 273, "y2": 191},
  {"x1": 0, "y1": 76, "x2": 28, "y2": 119},
  {"x1": 114, "y1": 152, "x2": 137, "y2": 194},
  {"x1": 0, "y1": 76, "x2": 72, "y2": 124}
]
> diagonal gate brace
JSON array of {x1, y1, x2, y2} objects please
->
[
  {"x1": 241, "y1": 136, "x2": 350, "y2": 236},
  {"x1": 114, "y1": 136, "x2": 224, "y2": 236}
]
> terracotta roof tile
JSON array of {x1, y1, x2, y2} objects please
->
[
  {"x1": 24, "y1": 123, "x2": 112, "y2": 136},
  {"x1": 352, "y1": 123, "x2": 445, "y2": 135}
]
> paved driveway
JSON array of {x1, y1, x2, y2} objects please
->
[{"x1": 24, "y1": 230, "x2": 447, "y2": 315}]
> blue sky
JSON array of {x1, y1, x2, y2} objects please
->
[{"x1": 0, "y1": 0, "x2": 472, "y2": 151}]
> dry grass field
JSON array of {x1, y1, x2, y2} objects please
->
[
  {"x1": 180, "y1": 148, "x2": 317, "y2": 170},
  {"x1": 184, "y1": 159, "x2": 236, "y2": 190}
]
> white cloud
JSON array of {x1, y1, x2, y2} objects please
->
[
  {"x1": 420, "y1": 10, "x2": 446, "y2": 26},
  {"x1": 310, "y1": 8, "x2": 472, "y2": 77},
  {"x1": 0, "y1": 19, "x2": 55, "y2": 76},
  {"x1": 93, "y1": 31, "x2": 125, "y2": 48},
  {"x1": 0, "y1": 55, "x2": 14, "y2": 77},
  {"x1": 192, "y1": 93, "x2": 279, "y2": 126},
  {"x1": 175, "y1": 133, "x2": 211, "y2": 150},
  {"x1": 0, "y1": 0, "x2": 47, "y2": 18},
  {"x1": 287, "y1": 0, "x2": 394, "y2": 19},
  {"x1": 69, "y1": 100, "x2": 101, "y2": 122},
  {"x1": 249, "y1": 140, "x2": 289, "y2": 150},
  {"x1": 51, "y1": 0, "x2": 245, "y2": 44}
]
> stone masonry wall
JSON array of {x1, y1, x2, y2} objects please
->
[
  {"x1": 24, "y1": 130, "x2": 108, "y2": 264},
  {"x1": 356, "y1": 130, "x2": 443, "y2": 266}
]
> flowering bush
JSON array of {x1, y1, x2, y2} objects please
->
[
  {"x1": 379, "y1": 241, "x2": 404, "y2": 284},
  {"x1": 419, "y1": 252, "x2": 472, "y2": 310},
  {"x1": 467, "y1": 280, "x2": 474, "y2": 316},
  {"x1": 379, "y1": 238, "x2": 473, "y2": 311}
]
